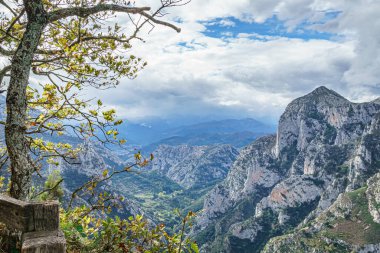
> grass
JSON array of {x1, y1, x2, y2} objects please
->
[{"x1": 321, "y1": 187, "x2": 380, "y2": 245}]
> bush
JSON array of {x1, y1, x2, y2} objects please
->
[{"x1": 61, "y1": 207, "x2": 198, "y2": 253}]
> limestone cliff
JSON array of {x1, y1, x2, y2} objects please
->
[{"x1": 193, "y1": 86, "x2": 380, "y2": 252}]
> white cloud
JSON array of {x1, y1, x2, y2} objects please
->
[
  {"x1": 80, "y1": 0, "x2": 380, "y2": 123},
  {"x1": 219, "y1": 19, "x2": 236, "y2": 27}
]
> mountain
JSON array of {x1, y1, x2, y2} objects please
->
[
  {"x1": 147, "y1": 144, "x2": 239, "y2": 189},
  {"x1": 144, "y1": 131, "x2": 266, "y2": 152},
  {"x1": 118, "y1": 118, "x2": 274, "y2": 149},
  {"x1": 167, "y1": 118, "x2": 274, "y2": 136},
  {"x1": 192, "y1": 86, "x2": 380, "y2": 252},
  {"x1": 117, "y1": 119, "x2": 174, "y2": 145},
  {"x1": 49, "y1": 141, "x2": 146, "y2": 218}
]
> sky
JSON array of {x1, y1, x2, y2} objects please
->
[{"x1": 4, "y1": 0, "x2": 380, "y2": 124}]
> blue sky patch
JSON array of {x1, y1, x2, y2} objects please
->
[
  {"x1": 177, "y1": 42, "x2": 195, "y2": 49},
  {"x1": 200, "y1": 14, "x2": 338, "y2": 41}
]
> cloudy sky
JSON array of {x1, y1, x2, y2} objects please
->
[{"x1": 90, "y1": 0, "x2": 380, "y2": 123}]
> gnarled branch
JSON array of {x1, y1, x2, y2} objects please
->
[{"x1": 48, "y1": 4, "x2": 181, "y2": 32}]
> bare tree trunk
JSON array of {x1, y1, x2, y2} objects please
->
[{"x1": 5, "y1": 0, "x2": 47, "y2": 200}]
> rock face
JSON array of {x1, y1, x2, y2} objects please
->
[
  {"x1": 193, "y1": 86, "x2": 380, "y2": 252},
  {"x1": 148, "y1": 144, "x2": 239, "y2": 189},
  {"x1": 262, "y1": 172, "x2": 380, "y2": 253},
  {"x1": 57, "y1": 141, "x2": 238, "y2": 192},
  {"x1": 367, "y1": 173, "x2": 380, "y2": 224}
]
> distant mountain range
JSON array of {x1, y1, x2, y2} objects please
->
[
  {"x1": 118, "y1": 118, "x2": 275, "y2": 149},
  {"x1": 0, "y1": 94, "x2": 275, "y2": 149}
]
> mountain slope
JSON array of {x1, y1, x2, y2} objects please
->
[
  {"x1": 263, "y1": 172, "x2": 380, "y2": 253},
  {"x1": 147, "y1": 144, "x2": 239, "y2": 189},
  {"x1": 192, "y1": 86, "x2": 380, "y2": 252}
]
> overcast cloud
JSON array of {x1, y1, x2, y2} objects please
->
[{"x1": 84, "y1": 0, "x2": 380, "y2": 123}]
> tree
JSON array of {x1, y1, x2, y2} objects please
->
[{"x1": 0, "y1": 0, "x2": 188, "y2": 200}]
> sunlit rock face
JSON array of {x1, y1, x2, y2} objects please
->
[
  {"x1": 193, "y1": 86, "x2": 380, "y2": 253},
  {"x1": 367, "y1": 173, "x2": 380, "y2": 224}
]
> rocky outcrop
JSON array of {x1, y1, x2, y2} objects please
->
[
  {"x1": 193, "y1": 86, "x2": 380, "y2": 252},
  {"x1": 367, "y1": 173, "x2": 380, "y2": 223},
  {"x1": 255, "y1": 176, "x2": 323, "y2": 219},
  {"x1": 148, "y1": 144, "x2": 238, "y2": 189},
  {"x1": 196, "y1": 135, "x2": 280, "y2": 229}
]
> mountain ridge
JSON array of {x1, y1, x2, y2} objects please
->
[{"x1": 118, "y1": 117, "x2": 275, "y2": 147}]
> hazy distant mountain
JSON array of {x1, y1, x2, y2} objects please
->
[
  {"x1": 140, "y1": 118, "x2": 275, "y2": 152},
  {"x1": 168, "y1": 118, "x2": 274, "y2": 135},
  {"x1": 0, "y1": 95, "x2": 274, "y2": 148},
  {"x1": 143, "y1": 131, "x2": 263, "y2": 153},
  {"x1": 117, "y1": 119, "x2": 174, "y2": 145}
]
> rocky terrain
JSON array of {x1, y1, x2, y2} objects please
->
[
  {"x1": 262, "y1": 172, "x2": 380, "y2": 253},
  {"x1": 147, "y1": 144, "x2": 239, "y2": 189},
  {"x1": 192, "y1": 86, "x2": 380, "y2": 252}
]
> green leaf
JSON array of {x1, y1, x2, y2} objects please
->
[{"x1": 190, "y1": 242, "x2": 199, "y2": 253}]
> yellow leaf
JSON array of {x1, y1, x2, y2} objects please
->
[{"x1": 134, "y1": 152, "x2": 142, "y2": 161}]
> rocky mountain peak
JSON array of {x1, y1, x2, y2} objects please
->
[
  {"x1": 308, "y1": 85, "x2": 346, "y2": 99},
  {"x1": 288, "y1": 86, "x2": 349, "y2": 110},
  {"x1": 193, "y1": 88, "x2": 380, "y2": 252},
  {"x1": 275, "y1": 87, "x2": 379, "y2": 158}
]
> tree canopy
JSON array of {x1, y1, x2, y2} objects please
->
[{"x1": 0, "y1": 0, "x2": 188, "y2": 200}]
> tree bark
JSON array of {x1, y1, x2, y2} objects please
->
[{"x1": 5, "y1": 0, "x2": 47, "y2": 200}]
